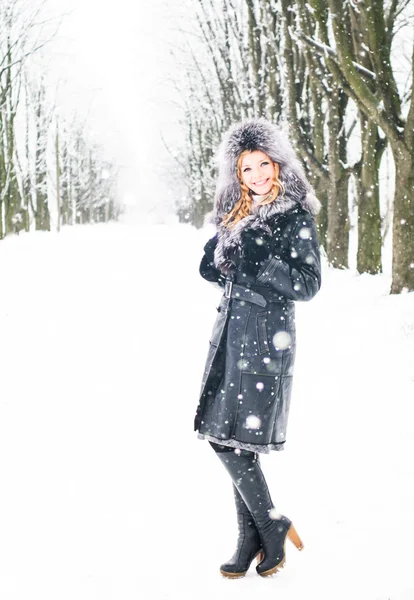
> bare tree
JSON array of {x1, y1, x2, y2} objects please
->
[
  {"x1": 304, "y1": 0, "x2": 414, "y2": 291},
  {"x1": 0, "y1": 0, "x2": 61, "y2": 237},
  {"x1": 170, "y1": 0, "x2": 286, "y2": 226}
]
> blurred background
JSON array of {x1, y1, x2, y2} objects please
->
[{"x1": 1, "y1": 0, "x2": 414, "y2": 292}]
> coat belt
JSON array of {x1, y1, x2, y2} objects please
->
[
  {"x1": 224, "y1": 280, "x2": 292, "y2": 308},
  {"x1": 224, "y1": 280, "x2": 268, "y2": 307}
]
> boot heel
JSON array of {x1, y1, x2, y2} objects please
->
[
  {"x1": 256, "y1": 550, "x2": 264, "y2": 564},
  {"x1": 287, "y1": 523, "x2": 304, "y2": 551}
]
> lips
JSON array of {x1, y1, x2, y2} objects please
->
[{"x1": 254, "y1": 178, "x2": 269, "y2": 186}]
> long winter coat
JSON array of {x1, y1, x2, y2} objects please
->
[{"x1": 194, "y1": 204, "x2": 322, "y2": 453}]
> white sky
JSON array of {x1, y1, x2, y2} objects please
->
[{"x1": 39, "y1": 0, "x2": 190, "y2": 213}]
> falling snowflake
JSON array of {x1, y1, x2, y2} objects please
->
[
  {"x1": 299, "y1": 227, "x2": 311, "y2": 240},
  {"x1": 269, "y1": 508, "x2": 282, "y2": 520},
  {"x1": 237, "y1": 359, "x2": 249, "y2": 370},
  {"x1": 272, "y1": 331, "x2": 291, "y2": 350},
  {"x1": 265, "y1": 359, "x2": 278, "y2": 373},
  {"x1": 246, "y1": 415, "x2": 261, "y2": 429}
]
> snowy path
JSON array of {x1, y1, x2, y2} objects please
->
[{"x1": 0, "y1": 222, "x2": 413, "y2": 600}]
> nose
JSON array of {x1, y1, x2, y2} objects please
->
[{"x1": 253, "y1": 167, "x2": 264, "y2": 181}]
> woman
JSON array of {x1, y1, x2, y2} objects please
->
[{"x1": 194, "y1": 118, "x2": 322, "y2": 578}]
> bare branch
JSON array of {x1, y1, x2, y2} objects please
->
[{"x1": 296, "y1": 31, "x2": 376, "y2": 80}]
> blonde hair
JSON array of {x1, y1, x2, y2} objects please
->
[{"x1": 221, "y1": 150, "x2": 284, "y2": 229}]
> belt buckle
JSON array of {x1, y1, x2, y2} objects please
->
[{"x1": 224, "y1": 280, "x2": 233, "y2": 299}]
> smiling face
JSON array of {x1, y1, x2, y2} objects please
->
[{"x1": 240, "y1": 150, "x2": 276, "y2": 195}]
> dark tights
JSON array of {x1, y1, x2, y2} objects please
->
[{"x1": 208, "y1": 441, "x2": 275, "y2": 518}]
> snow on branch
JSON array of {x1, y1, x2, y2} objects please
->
[{"x1": 296, "y1": 31, "x2": 376, "y2": 81}]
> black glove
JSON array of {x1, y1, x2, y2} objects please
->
[
  {"x1": 203, "y1": 234, "x2": 218, "y2": 259},
  {"x1": 200, "y1": 234, "x2": 233, "y2": 286},
  {"x1": 238, "y1": 228, "x2": 271, "y2": 277}
]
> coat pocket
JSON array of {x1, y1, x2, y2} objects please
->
[{"x1": 256, "y1": 312, "x2": 270, "y2": 355}]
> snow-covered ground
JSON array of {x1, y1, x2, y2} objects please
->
[{"x1": 0, "y1": 221, "x2": 413, "y2": 600}]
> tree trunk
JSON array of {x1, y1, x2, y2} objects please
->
[
  {"x1": 4, "y1": 124, "x2": 22, "y2": 236},
  {"x1": 35, "y1": 98, "x2": 50, "y2": 232},
  {"x1": 0, "y1": 127, "x2": 4, "y2": 238},
  {"x1": 246, "y1": 0, "x2": 265, "y2": 116},
  {"x1": 356, "y1": 116, "x2": 383, "y2": 274},
  {"x1": 0, "y1": 143, "x2": 6, "y2": 240},
  {"x1": 309, "y1": 71, "x2": 328, "y2": 247},
  {"x1": 314, "y1": 185, "x2": 328, "y2": 247},
  {"x1": 390, "y1": 143, "x2": 414, "y2": 293},
  {"x1": 88, "y1": 150, "x2": 93, "y2": 224},
  {"x1": 56, "y1": 124, "x2": 61, "y2": 232},
  {"x1": 326, "y1": 84, "x2": 349, "y2": 268},
  {"x1": 69, "y1": 154, "x2": 75, "y2": 226}
]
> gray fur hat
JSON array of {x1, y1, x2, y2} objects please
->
[
  {"x1": 212, "y1": 117, "x2": 321, "y2": 225},
  {"x1": 211, "y1": 117, "x2": 321, "y2": 271}
]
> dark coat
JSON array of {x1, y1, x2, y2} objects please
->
[{"x1": 194, "y1": 204, "x2": 321, "y2": 453}]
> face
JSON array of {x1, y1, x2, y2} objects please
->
[{"x1": 240, "y1": 150, "x2": 276, "y2": 195}]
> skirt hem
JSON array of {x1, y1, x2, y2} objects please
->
[{"x1": 197, "y1": 432, "x2": 285, "y2": 454}]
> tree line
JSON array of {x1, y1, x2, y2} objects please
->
[
  {"x1": 0, "y1": 0, "x2": 120, "y2": 241},
  {"x1": 171, "y1": 0, "x2": 413, "y2": 294}
]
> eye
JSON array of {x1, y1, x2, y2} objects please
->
[
  {"x1": 243, "y1": 167, "x2": 251, "y2": 172},
  {"x1": 261, "y1": 161, "x2": 269, "y2": 166}
]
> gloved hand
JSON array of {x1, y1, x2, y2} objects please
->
[
  {"x1": 201, "y1": 233, "x2": 235, "y2": 285},
  {"x1": 203, "y1": 234, "x2": 218, "y2": 259},
  {"x1": 238, "y1": 228, "x2": 271, "y2": 277}
]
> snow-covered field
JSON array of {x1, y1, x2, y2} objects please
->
[{"x1": 0, "y1": 221, "x2": 413, "y2": 600}]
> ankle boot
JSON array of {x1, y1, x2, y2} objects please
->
[
  {"x1": 219, "y1": 484, "x2": 263, "y2": 578},
  {"x1": 214, "y1": 449, "x2": 304, "y2": 577}
]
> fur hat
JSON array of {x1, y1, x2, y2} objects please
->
[
  {"x1": 212, "y1": 117, "x2": 321, "y2": 225},
  {"x1": 211, "y1": 117, "x2": 321, "y2": 271}
]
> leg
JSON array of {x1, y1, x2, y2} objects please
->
[
  {"x1": 209, "y1": 442, "x2": 262, "y2": 577},
  {"x1": 212, "y1": 444, "x2": 304, "y2": 576}
]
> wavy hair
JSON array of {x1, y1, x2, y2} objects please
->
[{"x1": 221, "y1": 150, "x2": 285, "y2": 229}]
